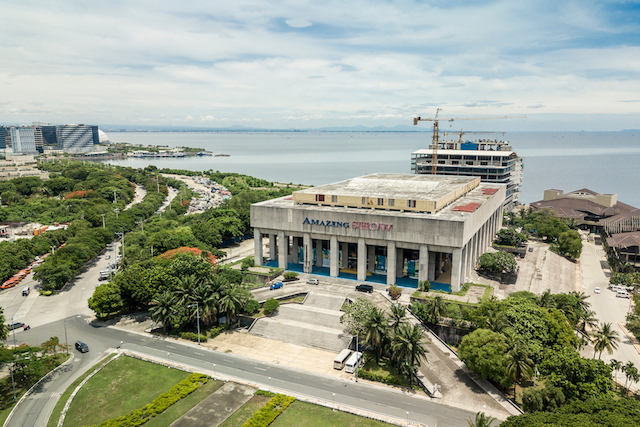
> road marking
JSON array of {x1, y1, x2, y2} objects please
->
[
  {"x1": 255, "y1": 367, "x2": 267, "y2": 371},
  {"x1": 290, "y1": 375, "x2": 301, "y2": 379},
  {"x1": 405, "y1": 402, "x2": 416, "y2": 407},
  {"x1": 51, "y1": 392, "x2": 62, "y2": 398},
  {"x1": 166, "y1": 345, "x2": 176, "y2": 349},
  {"x1": 223, "y1": 359, "x2": 235, "y2": 364},
  {"x1": 194, "y1": 352, "x2": 204, "y2": 356},
  {"x1": 361, "y1": 392, "x2": 374, "y2": 396}
]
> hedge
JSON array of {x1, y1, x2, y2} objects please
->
[
  {"x1": 357, "y1": 369, "x2": 405, "y2": 386},
  {"x1": 179, "y1": 331, "x2": 208, "y2": 342},
  {"x1": 89, "y1": 373, "x2": 209, "y2": 427},
  {"x1": 241, "y1": 394, "x2": 295, "y2": 427}
]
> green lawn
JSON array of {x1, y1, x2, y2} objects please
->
[
  {"x1": 63, "y1": 356, "x2": 191, "y2": 427},
  {"x1": 47, "y1": 354, "x2": 117, "y2": 427},
  {"x1": 271, "y1": 401, "x2": 392, "y2": 427},
  {"x1": 218, "y1": 394, "x2": 272, "y2": 427},
  {"x1": 144, "y1": 379, "x2": 223, "y2": 427}
]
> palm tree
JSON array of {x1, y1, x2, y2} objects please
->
[
  {"x1": 363, "y1": 307, "x2": 388, "y2": 363},
  {"x1": 150, "y1": 291, "x2": 176, "y2": 333},
  {"x1": 592, "y1": 322, "x2": 620, "y2": 359},
  {"x1": 425, "y1": 296, "x2": 448, "y2": 324},
  {"x1": 624, "y1": 361, "x2": 638, "y2": 389},
  {"x1": 391, "y1": 324, "x2": 429, "y2": 384},
  {"x1": 570, "y1": 291, "x2": 591, "y2": 313},
  {"x1": 610, "y1": 359, "x2": 623, "y2": 382},
  {"x1": 576, "y1": 309, "x2": 598, "y2": 336},
  {"x1": 174, "y1": 274, "x2": 200, "y2": 306},
  {"x1": 537, "y1": 290, "x2": 554, "y2": 309},
  {"x1": 467, "y1": 412, "x2": 497, "y2": 427},
  {"x1": 218, "y1": 283, "x2": 251, "y2": 325},
  {"x1": 485, "y1": 310, "x2": 507, "y2": 333},
  {"x1": 192, "y1": 281, "x2": 218, "y2": 326},
  {"x1": 506, "y1": 343, "x2": 534, "y2": 396},
  {"x1": 388, "y1": 304, "x2": 406, "y2": 332}
]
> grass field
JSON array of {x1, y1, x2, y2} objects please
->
[
  {"x1": 63, "y1": 356, "x2": 191, "y2": 427},
  {"x1": 218, "y1": 394, "x2": 272, "y2": 427},
  {"x1": 271, "y1": 401, "x2": 391, "y2": 427},
  {"x1": 144, "y1": 379, "x2": 223, "y2": 427}
]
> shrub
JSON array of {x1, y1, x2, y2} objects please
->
[
  {"x1": 241, "y1": 394, "x2": 295, "y2": 427},
  {"x1": 179, "y1": 331, "x2": 208, "y2": 342},
  {"x1": 388, "y1": 285, "x2": 402, "y2": 300},
  {"x1": 357, "y1": 369, "x2": 405, "y2": 386},
  {"x1": 418, "y1": 280, "x2": 430, "y2": 292},
  {"x1": 244, "y1": 299, "x2": 260, "y2": 314},
  {"x1": 283, "y1": 271, "x2": 298, "y2": 281},
  {"x1": 208, "y1": 325, "x2": 226, "y2": 338},
  {"x1": 241, "y1": 257, "x2": 254, "y2": 271},
  {"x1": 263, "y1": 298, "x2": 280, "y2": 315}
]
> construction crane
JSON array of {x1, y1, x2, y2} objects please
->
[{"x1": 413, "y1": 109, "x2": 525, "y2": 174}]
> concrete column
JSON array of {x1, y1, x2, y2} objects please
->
[
  {"x1": 292, "y1": 237, "x2": 299, "y2": 263},
  {"x1": 357, "y1": 238, "x2": 366, "y2": 282},
  {"x1": 254, "y1": 228, "x2": 263, "y2": 266},
  {"x1": 387, "y1": 241, "x2": 396, "y2": 286},
  {"x1": 339, "y1": 243, "x2": 345, "y2": 268},
  {"x1": 418, "y1": 244, "x2": 429, "y2": 283},
  {"x1": 460, "y1": 244, "x2": 468, "y2": 286},
  {"x1": 451, "y1": 248, "x2": 462, "y2": 292},
  {"x1": 396, "y1": 248, "x2": 404, "y2": 278},
  {"x1": 303, "y1": 233, "x2": 312, "y2": 273},
  {"x1": 269, "y1": 234, "x2": 277, "y2": 261},
  {"x1": 367, "y1": 245, "x2": 375, "y2": 273},
  {"x1": 315, "y1": 239, "x2": 323, "y2": 267},
  {"x1": 278, "y1": 232, "x2": 287, "y2": 270},
  {"x1": 330, "y1": 236, "x2": 339, "y2": 278},
  {"x1": 428, "y1": 251, "x2": 436, "y2": 282}
]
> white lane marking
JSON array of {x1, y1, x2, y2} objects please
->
[
  {"x1": 194, "y1": 352, "x2": 204, "y2": 356},
  {"x1": 166, "y1": 345, "x2": 176, "y2": 349},
  {"x1": 223, "y1": 359, "x2": 235, "y2": 364},
  {"x1": 255, "y1": 367, "x2": 267, "y2": 371}
]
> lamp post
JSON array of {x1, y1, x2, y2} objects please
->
[
  {"x1": 212, "y1": 363, "x2": 216, "y2": 378},
  {"x1": 268, "y1": 376, "x2": 271, "y2": 392},
  {"x1": 101, "y1": 213, "x2": 105, "y2": 229},
  {"x1": 188, "y1": 303, "x2": 200, "y2": 345},
  {"x1": 113, "y1": 207, "x2": 119, "y2": 220},
  {"x1": 113, "y1": 190, "x2": 117, "y2": 204},
  {"x1": 135, "y1": 220, "x2": 144, "y2": 235},
  {"x1": 355, "y1": 334, "x2": 359, "y2": 382},
  {"x1": 406, "y1": 411, "x2": 409, "y2": 426}
]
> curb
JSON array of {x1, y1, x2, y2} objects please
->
[{"x1": 3, "y1": 352, "x2": 76, "y2": 427}]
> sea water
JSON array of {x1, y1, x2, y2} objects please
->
[{"x1": 102, "y1": 131, "x2": 640, "y2": 207}]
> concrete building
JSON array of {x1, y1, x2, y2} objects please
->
[
  {"x1": 0, "y1": 155, "x2": 49, "y2": 181},
  {"x1": 412, "y1": 138, "x2": 522, "y2": 210},
  {"x1": 55, "y1": 124, "x2": 96, "y2": 153},
  {"x1": 251, "y1": 173, "x2": 505, "y2": 291},
  {"x1": 0, "y1": 126, "x2": 43, "y2": 154}
]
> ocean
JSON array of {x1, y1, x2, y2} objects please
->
[{"x1": 102, "y1": 131, "x2": 640, "y2": 208}]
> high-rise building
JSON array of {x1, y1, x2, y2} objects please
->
[
  {"x1": 0, "y1": 126, "x2": 9, "y2": 151},
  {"x1": 411, "y1": 138, "x2": 523, "y2": 210},
  {"x1": 4, "y1": 126, "x2": 41, "y2": 154},
  {"x1": 55, "y1": 124, "x2": 95, "y2": 153}
]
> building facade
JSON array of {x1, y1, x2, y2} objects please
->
[
  {"x1": 55, "y1": 124, "x2": 95, "y2": 153},
  {"x1": 251, "y1": 174, "x2": 505, "y2": 291},
  {"x1": 411, "y1": 139, "x2": 522, "y2": 210}
]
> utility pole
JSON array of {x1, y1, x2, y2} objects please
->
[
  {"x1": 113, "y1": 207, "x2": 120, "y2": 220},
  {"x1": 101, "y1": 214, "x2": 106, "y2": 229},
  {"x1": 135, "y1": 220, "x2": 144, "y2": 235},
  {"x1": 113, "y1": 190, "x2": 117, "y2": 204}
]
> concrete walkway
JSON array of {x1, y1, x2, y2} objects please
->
[{"x1": 170, "y1": 382, "x2": 255, "y2": 427}]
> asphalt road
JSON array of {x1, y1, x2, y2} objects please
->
[{"x1": 9, "y1": 317, "x2": 477, "y2": 427}]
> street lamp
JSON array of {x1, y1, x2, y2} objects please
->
[
  {"x1": 101, "y1": 213, "x2": 106, "y2": 229},
  {"x1": 212, "y1": 363, "x2": 216, "y2": 378},
  {"x1": 355, "y1": 334, "x2": 359, "y2": 382},
  {"x1": 188, "y1": 303, "x2": 200, "y2": 345},
  {"x1": 135, "y1": 220, "x2": 144, "y2": 235},
  {"x1": 113, "y1": 207, "x2": 119, "y2": 220},
  {"x1": 406, "y1": 411, "x2": 409, "y2": 426},
  {"x1": 268, "y1": 376, "x2": 271, "y2": 392}
]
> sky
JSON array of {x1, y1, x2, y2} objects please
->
[{"x1": 2, "y1": 0, "x2": 640, "y2": 131}]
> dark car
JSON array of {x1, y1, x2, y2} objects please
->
[
  {"x1": 7, "y1": 322, "x2": 25, "y2": 330},
  {"x1": 75, "y1": 341, "x2": 89, "y2": 353},
  {"x1": 355, "y1": 284, "x2": 373, "y2": 293},
  {"x1": 270, "y1": 282, "x2": 283, "y2": 290}
]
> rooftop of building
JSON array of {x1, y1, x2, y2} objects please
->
[
  {"x1": 606, "y1": 231, "x2": 640, "y2": 249},
  {"x1": 412, "y1": 148, "x2": 515, "y2": 156},
  {"x1": 255, "y1": 173, "x2": 505, "y2": 221}
]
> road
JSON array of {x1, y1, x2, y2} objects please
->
[
  {"x1": 8, "y1": 317, "x2": 477, "y2": 427},
  {"x1": 580, "y1": 239, "x2": 639, "y2": 388}
]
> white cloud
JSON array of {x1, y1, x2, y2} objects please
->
[{"x1": 0, "y1": 1, "x2": 638, "y2": 130}]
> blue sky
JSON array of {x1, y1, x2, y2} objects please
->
[{"x1": 1, "y1": 0, "x2": 640, "y2": 130}]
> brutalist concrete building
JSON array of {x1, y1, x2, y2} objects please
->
[{"x1": 250, "y1": 173, "x2": 505, "y2": 291}]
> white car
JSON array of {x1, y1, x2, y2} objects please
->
[
  {"x1": 105, "y1": 255, "x2": 111, "y2": 260},
  {"x1": 594, "y1": 287, "x2": 601, "y2": 294}
]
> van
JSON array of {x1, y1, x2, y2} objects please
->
[
  {"x1": 616, "y1": 290, "x2": 631, "y2": 299},
  {"x1": 355, "y1": 284, "x2": 373, "y2": 293},
  {"x1": 22, "y1": 286, "x2": 30, "y2": 296},
  {"x1": 345, "y1": 351, "x2": 363, "y2": 374}
]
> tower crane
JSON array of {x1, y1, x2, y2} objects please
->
[{"x1": 413, "y1": 109, "x2": 525, "y2": 174}]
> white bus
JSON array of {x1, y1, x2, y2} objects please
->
[
  {"x1": 345, "y1": 351, "x2": 363, "y2": 374},
  {"x1": 333, "y1": 349, "x2": 352, "y2": 370}
]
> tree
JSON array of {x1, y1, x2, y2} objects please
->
[
  {"x1": 623, "y1": 361, "x2": 639, "y2": 389},
  {"x1": 363, "y1": 307, "x2": 387, "y2": 363},
  {"x1": 521, "y1": 385, "x2": 565, "y2": 413},
  {"x1": 557, "y1": 230, "x2": 582, "y2": 259},
  {"x1": 0, "y1": 307, "x2": 7, "y2": 341},
  {"x1": 424, "y1": 296, "x2": 448, "y2": 324},
  {"x1": 458, "y1": 329, "x2": 512, "y2": 388},
  {"x1": 494, "y1": 228, "x2": 527, "y2": 247},
  {"x1": 389, "y1": 304, "x2": 406, "y2": 332},
  {"x1": 219, "y1": 283, "x2": 251, "y2": 323},
  {"x1": 391, "y1": 324, "x2": 428, "y2": 384},
  {"x1": 467, "y1": 412, "x2": 496, "y2": 427},
  {"x1": 609, "y1": 359, "x2": 623, "y2": 382},
  {"x1": 478, "y1": 251, "x2": 517, "y2": 274},
  {"x1": 417, "y1": 280, "x2": 430, "y2": 292},
  {"x1": 88, "y1": 283, "x2": 124, "y2": 317},
  {"x1": 150, "y1": 291, "x2": 177, "y2": 332},
  {"x1": 340, "y1": 298, "x2": 377, "y2": 337},
  {"x1": 505, "y1": 342, "x2": 534, "y2": 395},
  {"x1": 592, "y1": 322, "x2": 619, "y2": 359},
  {"x1": 263, "y1": 298, "x2": 279, "y2": 315}
]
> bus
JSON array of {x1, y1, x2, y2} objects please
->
[
  {"x1": 333, "y1": 349, "x2": 352, "y2": 370},
  {"x1": 1, "y1": 277, "x2": 20, "y2": 289},
  {"x1": 345, "y1": 351, "x2": 363, "y2": 374}
]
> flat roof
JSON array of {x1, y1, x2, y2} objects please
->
[
  {"x1": 412, "y1": 149, "x2": 514, "y2": 156},
  {"x1": 294, "y1": 173, "x2": 477, "y2": 202}
]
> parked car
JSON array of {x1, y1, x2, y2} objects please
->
[
  {"x1": 616, "y1": 290, "x2": 631, "y2": 299},
  {"x1": 307, "y1": 279, "x2": 319, "y2": 285},
  {"x1": 355, "y1": 284, "x2": 373, "y2": 293},
  {"x1": 75, "y1": 341, "x2": 89, "y2": 353},
  {"x1": 594, "y1": 287, "x2": 601, "y2": 294},
  {"x1": 105, "y1": 255, "x2": 111, "y2": 260},
  {"x1": 270, "y1": 282, "x2": 283, "y2": 290},
  {"x1": 528, "y1": 247, "x2": 533, "y2": 252},
  {"x1": 7, "y1": 321, "x2": 25, "y2": 330},
  {"x1": 98, "y1": 276, "x2": 108, "y2": 281}
]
